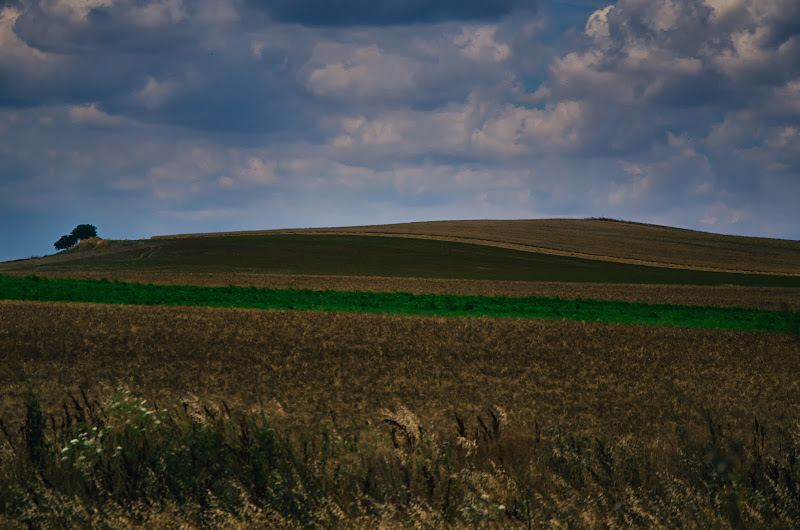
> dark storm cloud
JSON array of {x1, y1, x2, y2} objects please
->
[
  {"x1": 14, "y1": 4, "x2": 191, "y2": 54},
  {"x1": 2, "y1": 1, "x2": 315, "y2": 135},
  {"x1": 254, "y1": 0, "x2": 537, "y2": 26}
]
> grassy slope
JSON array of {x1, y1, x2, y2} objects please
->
[
  {"x1": 155, "y1": 218, "x2": 800, "y2": 275},
  {"x1": 3, "y1": 234, "x2": 800, "y2": 287}
]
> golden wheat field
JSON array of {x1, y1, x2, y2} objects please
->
[{"x1": 3, "y1": 299, "x2": 799, "y2": 447}]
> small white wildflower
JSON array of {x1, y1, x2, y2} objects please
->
[{"x1": 498, "y1": 505, "x2": 506, "y2": 511}]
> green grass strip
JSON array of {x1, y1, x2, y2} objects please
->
[{"x1": 1, "y1": 274, "x2": 798, "y2": 333}]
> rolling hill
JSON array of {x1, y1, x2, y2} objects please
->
[
  {"x1": 1, "y1": 219, "x2": 799, "y2": 287},
  {"x1": 151, "y1": 218, "x2": 800, "y2": 275}
]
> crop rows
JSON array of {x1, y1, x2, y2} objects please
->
[
  {"x1": 4, "y1": 270, "x2": 799, "y2": 310},
  {"x1": 1, "y1": 274, "x2": 799, "y2": 332}
]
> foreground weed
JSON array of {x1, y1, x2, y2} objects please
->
[{"x1": 1, "y1": 388, "x2": 800, "y2": 528}]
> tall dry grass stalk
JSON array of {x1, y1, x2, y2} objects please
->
[{"x1": 1, "y1": 388, "x2": 799, "y2": 528}]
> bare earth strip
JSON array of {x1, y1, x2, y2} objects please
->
[
  {"x1": 2, "y1": 270, "x2": 799, "y2": 310},
  {"x1": 153, "y1": 219, "x2": 800, "y2": 275},
  {"x1": 2, "y1": 300, "x2": 799, "y2": 446}
]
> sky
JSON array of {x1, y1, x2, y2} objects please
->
[{"x1": 1, "y1": 0, "x2": 799, "y2": 261}]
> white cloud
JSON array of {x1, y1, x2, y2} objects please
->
[
  {"x1": 237, "y1": 157, "x2": 278, "y2": 185},
  {"x1": 41, "y1": 0, "x2": 115, "y2": 23},
  {"x1": 700, "y1": 201, "x2": 751, "y2": 226},
  {"x1": 454, "y1": 25, "x2": 511, "y2": 63},
  {"x1": 126, "y1": 0, "x2": 187, "y2": 28},
  {"x1": 610, "y1": 132, "x2": 715, "y2": 208},
  {"x1": 586, "y1": 5, "x2": 614, "y2": 41},
  {"x1": 770, "y1": 79, "x2": 800, "y2": 115},
  {"x1": 705, "y1": 0, "x2": 745, "y2": 20},
  {"x1": 133, "y1": 76, "x2": 179, "y2": 110},
  {"x1": 331, "y1": 115, "x2": 407, "y2": 148},
  {"x1": 69, "y1": 103, "x2": 130, "y2": 127},
  {"x1": 307, "y1": 44, "x2": 418, "y2": 98},
  {"x1": 470, "y1": 101, "x2": 585, "y2": 156}
]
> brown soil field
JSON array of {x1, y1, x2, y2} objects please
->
[
  {"x1": 3, "y1": 300, "x2": 799, "y2": 448},
  {"x1": 152, "y1": 218, "x2": 800, "y2": 275},
  {"x1": 3, "y1": 270, "x2": 799, "y2": 310}
]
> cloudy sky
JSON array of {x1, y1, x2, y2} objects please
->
[{"x1": 1, "y1": 0, "x2": 799, "y2": 261}]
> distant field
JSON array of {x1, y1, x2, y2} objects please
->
[
  {"x1": 4, "y1": 234, "x2": 800, "y2": 287},
  {"x1": 4, "y1": 270, "x2": 799, "y2": 310},
  {"x1": 2, "y1": 274, "x2": 798, "y2": 332},
  {"x1": 154, "y1": 218, "x2": 800, "y2": 275}
]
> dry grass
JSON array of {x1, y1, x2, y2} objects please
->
[
  {"x1": 3, "y1": 299, "x2": 800, "y2": 526},
  {"x1": 2, "y1": 270, "x2": 798, "y2": 310},
  {"x1": 3, "y1": 300, "x2": 798, "y2": 446},
  {"x1": 153, "y1": 218, "x2": 800, "y2": 275}
]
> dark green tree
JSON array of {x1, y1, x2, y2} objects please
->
[
  {"x1": 54, "y1": 234, "x2": 78, "y2": 251},
  {"x1": 70, "y1": 224, "x2": 98, "y2": 241}
]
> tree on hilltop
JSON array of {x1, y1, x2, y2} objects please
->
[
  {"x1": 54, "y1": 234, "x2": 79, "y2": 251},
  {"x1": 71, "y1": 224, "x2": 98, "y2": 240},
  {"x1": 53, "y1": 224, "x2": 98, "y2": 251}
]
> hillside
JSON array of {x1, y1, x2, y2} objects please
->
[
  {"x1": 152, "y1": 218, "x2": 800, "y2": 275},
  {"x1": 2, "y1": 219, "x2": 799, "y2": 287}
]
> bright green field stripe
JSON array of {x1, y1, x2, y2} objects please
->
[{"x1": 1, "y1": 274, "x2": 798, "y2": 333}]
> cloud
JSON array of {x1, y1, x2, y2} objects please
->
[
  {"x1": 68, "y1": 103, "x2": 132, "y2": 127},
  {"x1": 237, "y1": 157, "x2": 278, "y2": 186},
  {"x1": 454, "y1": 25, "x2": 511, "y2": 62},
  {"x1": 0, "y1": 6, "x2": 61, "y2": 95},
  {"x1": 470, "y1": 100, "x2": 585, "y2": 155},
  {"x1": 132, "y1": 76, "x2": 180, "y2": 110},
  {"x1": 535, "y1": 0, "x2": 799, "y2": 110},
  {"x1": 307, "y1": 44, "x2": 418, "y2": 98},
  {"x1": 252, "y1": 0, "x2": 537, "y2": 27}
]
